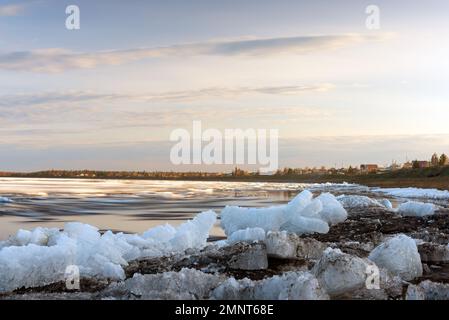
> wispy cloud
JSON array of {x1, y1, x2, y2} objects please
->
[
  {"x1": 0, "y1": 34, "x2": 390, "y2": 72},
  {"x1": 0, "y1": 4, "x2": 24, "y2": 16},
  {"x1": 106, "y1": 105, "x2": 332, "y2": 129},
  {"x1": 0, "y1": 97, "x2": 333, "y2": 141},
  {"x1": 0, "y1": 84, "x2": 334, "y2": 107},
  {"x1": 0, "y1": 103, "x2": 331, "y2": 127}
]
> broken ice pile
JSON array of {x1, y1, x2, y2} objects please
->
[
  {"x1": 221, "y1": 190, "x2": 348, "y2": 239},
  {"x1": 0, "y1": 211, "x2": 217, "y2": 293}
]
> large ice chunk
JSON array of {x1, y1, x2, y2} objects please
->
[
  {"x1": 211, "y1": 272, "x2": 329, "y2": 300},
  {"x1": 295, "y1": 198, "x2": 322, "y2": 218},
  {"x1": 228, "y1": 242, "x2": 268, "y2": 270},
  {"x1": 5, "y1": 227, "x2": 60, "y2": 247},
  {"x1": 285, "y1": 190, "x2": 313, "y2": 219},
  {"x1": 227, "y1": 227, "x2": 266, "y2": 245},
  {"x1": 368, "y1": 234, "x2": 423, "y2": 281},
  {"x1": 265, "y1": 231, "x2": 326, "y2": 260},
  {"x1": 169, "y1": 210, "x2": 217, "y2": 251},
  {"x1": 379, "y1": 199, "x2": 393, "y2": 210},
  {"x1": 313, "y1": 248, "x2": 375, "y2": 297},
  {"x1": 337, "y1": 195, "x2": 384, "y2": 208},
  {"x1": 0, "y1": 234, "x2": 77, "y2": 293},
  {"x1": 142, "y1": 224, "x2": 177, "y2": 242},
  {"x1": 220, "y1": 205, "x2": 285, "y2": 236},
  {"x1": 397, "y1": 201, "x2": 436, "y2": 217},
  {"x1": 265, "y1": 231, "x2": 298, "y2": 259},
  {"x1": 253, "y1": 272, "x2": 329, "y2": 300},
  {"x1": 281, "y1": 215, "x2": 329, "y2": 235},
  {"x1": 316, "y1": 193, "x2": 347, "y2": 225},
  {"x1": 221, "y1": 190, "x2": 347, "y2": 237}
]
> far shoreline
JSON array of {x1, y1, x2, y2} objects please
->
[{"x1": 2, "y1": 170, "x2": 449, "y2": 191}]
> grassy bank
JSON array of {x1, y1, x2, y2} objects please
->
[
  {"x1": 263, "y1": 166, "x2": 449, "y2": 189},
  {"x1": 350, "y1": 166, "x2": 449, "y2": 189}
]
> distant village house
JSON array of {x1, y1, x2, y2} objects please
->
[
  {"x1": 360, "y1": 164, "x2": 378, "y2": 174},
  {"x1": 415, "y1": 161, "x2": 430, "y2": 169}
]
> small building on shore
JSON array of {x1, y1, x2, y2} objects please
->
[
  {"x1": 415, "y1": 161, "x2": 430, "y2": 169},
  {"x1": 360, "y1": 164, "x2": 379, "y2": 174}
]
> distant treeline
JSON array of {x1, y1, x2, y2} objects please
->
[
  {"x1": 1, "y1": 165, "x2": 449, "y2": 181},
  {"x1": 0, "y1": 168, "x2": 262, "y2": 180},
  {"x1": 0, "y1": 170, "x2": 228, "y2": 179}
]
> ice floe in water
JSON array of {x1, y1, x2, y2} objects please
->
[
  {"x1": 220, "y1": 191, "x2": 347, "y2": 237},
  {"x1": 0, "y1": 196, "x2": 12, "y2": 203},
  {"x1": 372, "y1": 187, "x2": 449, "y2": 200},
  {"x1": 0, "y1": 211, "x2": 216, "y2": 293},
  {"x1": 305, "y1": 182, "x2": 369, "y2": 193},
  {"x1": 397, "y1": 201, "x2": 437, "y2": 217}
]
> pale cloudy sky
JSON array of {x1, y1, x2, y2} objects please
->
[{"x1": 1, "y1": 0, "x2": 448, "y2": 171}]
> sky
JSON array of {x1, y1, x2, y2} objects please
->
[{"x1": 1, "y1": 0, "x2": 449, "y2": 171}]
